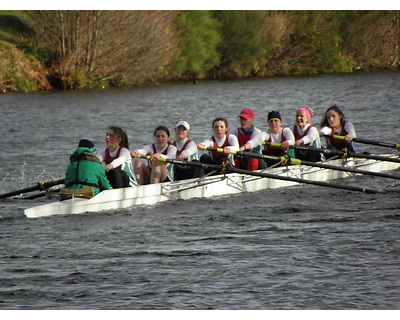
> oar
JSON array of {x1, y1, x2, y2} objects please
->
[
  {"x1": 21, "y1": 188, "x2": 63, "y2": 200},
  {"x1": 135, "y1": 155, "x2": 379, "y2": 194},
  {"x1": 202, "y1": 147, "x2": 400, "y2": 181},
  {"x1": 322, "y1": 134, "x2": 400, "y2": 150},
  {"x1": 264, "y1": 142, "x2": 400, "y2": 164},
  {"x1": 0, "y1": 178, "x2": 65, "y2": 200}
]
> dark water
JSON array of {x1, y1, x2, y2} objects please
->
[{"x1": 1, "y1": 72, "x2": 400, "y2": 310}]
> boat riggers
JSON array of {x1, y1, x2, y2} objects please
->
[
  {"x1": 135, "y1": 155, "x2": 229, "y2": 174},
  {"x1": 0, "y1": 178, "x2": 65, "y2": 200},
  {"x1": 264, "y1": 142, "x2": 400, "y2": 164},
  {"x1": 322, "y1": 134, "x2": 400, "y2": 151},
  {"x1": 204, "y1": 146, "x2": 400, "y2": 181},
  {"x1": 134, "y1": 155, "x2": 378, "y2": 194}
]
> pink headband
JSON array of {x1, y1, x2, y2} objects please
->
[{"x1": 297, "y1": 107, "x2": 312, "y2": 120}]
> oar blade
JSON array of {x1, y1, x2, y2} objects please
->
[{"x1": 0, "y1": 178, "x2": 65, "y2": 200}]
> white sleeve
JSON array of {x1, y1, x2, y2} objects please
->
[
  {"x1": 180, "y1": 141, "x2": 198, "y2": 159},
  {"x1": 227, "y1": 134, "x2": 240, "y2": 151},
  {"x1": 261, "y1": 131, "x2": 269, "y2": 142},
  {"x1": 247, "y1": 128, "x2": 264, "y2": 149},
  {"x1": 344, "y1": 122, "x2": 356, "y2": 137},
  {"x1": 135, "y1": 144, "x2": 153, "y2": 156},
  {"x1": 161, "y1": 145, "x2": 177, "y2": 159},
  {"x1": 109, "y1": 147, "x2": 131, "y2": 168},
  {"x1": 283, "y1": 128, "x2": 295, "y2": 145},
  {"x1": 199, "y1": 138, "x2": 214, "y2": 148},
  {"x1": 301, "y1": 126, "x2": 320, "y2": 145},
  {"x1": 320, "y1": 126, "x2": 331, "y2": 135}
]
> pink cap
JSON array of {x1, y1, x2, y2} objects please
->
[{"x1": 238, "y1": 108, "x2": 254, "y2": 120}]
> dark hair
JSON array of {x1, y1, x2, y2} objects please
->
[
  {"x1": 320, "y1": 105, "x2": 346, "y2": 128},
  {"x1": 109, "y1": 126, "x2": 129, "y2": 149},
  {"x1": 212, "y1": 117, "x2": 228, "y2": 128},
  {"x1": 153, "y1": 125, "x2": 170, "y2": 137}
]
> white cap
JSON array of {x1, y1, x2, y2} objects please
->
[{"x1": 175, "y1": 120, "x2": 191, "y2": 131}]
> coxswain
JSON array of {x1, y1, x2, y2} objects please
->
[{"x1": 64, "y1": 139, "x2": 112, "y2": 195}]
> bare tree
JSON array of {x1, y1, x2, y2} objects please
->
[
  {"x1": 392, "y1": 11, "x2": 399, "y2": 67},
  {"x1": 28, "y1": 10, "x2": 179, "y2": 89}
]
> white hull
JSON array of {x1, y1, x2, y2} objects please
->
[{"x1": 24, "y1": 155, "x2": 400, "y2": 218}]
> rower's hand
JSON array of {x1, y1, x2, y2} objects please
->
[
  {"x1": 177, "y1": 154, "x2": 187, "y2": 160},
  {"x1": 130, "y1": 150, "x2": 140, "y2": 158},
  {"x1": 295, "y1": 139, "x2": 304, "y2": 146},
  {"x1": 197, "y1": 143, "x2": 205, "y2": 150},
  {"x1": 151, "y1": 153, "x2": 162, "y2": 162},
  {"x1": 281, "y1": 141, "x2": 290, "y2": 149},
  {"x1": 239, "y1": 144, "x2": 247, "y2": 152},
  {"x1": 224, "y1": 147, "x2": 231, "y2": 154},
  {"x1": 105, "y1": 164, "x2": 114, "y2": 171},
  {"x1": 345, "y1": 134, "x2": 354, "y2": 142}
]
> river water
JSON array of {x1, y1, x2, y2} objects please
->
[{"x1": 0, "y1": 72, "x2": 399, "y2": 310}]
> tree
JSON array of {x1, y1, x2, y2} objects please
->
[
  {"x1": 172, "y1": 10, "x2": 220, "y2": 80},
  {"x1": 284, "y1": 11, "x2": 353, "y2": 75},
  {"x1": 27, "y1": 10, "x2": 179, "y2": 89},
  {"x1": 342, "y1": 11, "x2": 399, "y2": 70},
  {"x1": 212, "y1": 10, "x2": 267, "y2": 77}
]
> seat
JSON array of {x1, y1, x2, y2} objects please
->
[{"x1": 59, "y1": 187, "x2": 94, "y2": 200}]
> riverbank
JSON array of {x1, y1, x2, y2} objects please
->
[{"x1": 1, "y1": 10, "x2": 399, "y2": 94}]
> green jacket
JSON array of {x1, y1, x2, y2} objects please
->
[{"x1": 65, "y1": 147, "x2": 112, "y2": 195}]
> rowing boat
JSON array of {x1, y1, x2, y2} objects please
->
[{"x1": 23, "y1": 153, "x2": 400, "y2": 218}]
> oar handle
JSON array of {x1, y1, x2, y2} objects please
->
[
  {"x1": 262, "y1": 142, "x2": 284, "y2": 148},
  {"x1": 134, "y1": 154, "x2": 228, "y2": 173},
  {"x1": 201, "y1": 146, "x2": 298, "y2": 165},
  {"x1": 322, "y1": 134, "x2": 400, "y2": 149},
  {"x1": 264, "y1": 142, "x2": 400, "y2": 163},
  {"x1": 136, "y1": 154, "x2": 185, "y2": 165},
  {"x1": 135, "y1": 155, "x2": 202, "y2": 167},
  {"x1": 264, "y1": 141, "x2": 338, "y2": 156}
]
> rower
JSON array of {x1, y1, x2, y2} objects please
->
[
  {"x1": 131, "y1": 126, "x2": 177, "y2": 185},
  {"x1": 262, "y1": 110, "x2": 296, "y2": 167},
  {"x1": 319, "y1": 105, "x2": 356, "y2": 159},
  {"x1": 293, "y1": 106, "x2": 323, "y2": 162},
  {"x1": 229, "y1": 108, "x2": 266, "y2": 171},
  {"x1": 97, "y1": 126, "x2": 137, "y2": 188},
  {"x1": 173, "y1": 119, "x2": 205, "y2": 180},
  {"x1": 197, "y1": 117, "x2": 239, "y2": 175}
]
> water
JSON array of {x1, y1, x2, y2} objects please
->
[{"x1": 0, "y1": 72, "x2": 400, "y2": 310}]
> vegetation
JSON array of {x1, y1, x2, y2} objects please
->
[
  {"x1": 1, "y1": 10, "x2": 399, "y2": 93},
  {"x1": 172, "y1": 10, "x2": 220, "y2": 80}
]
